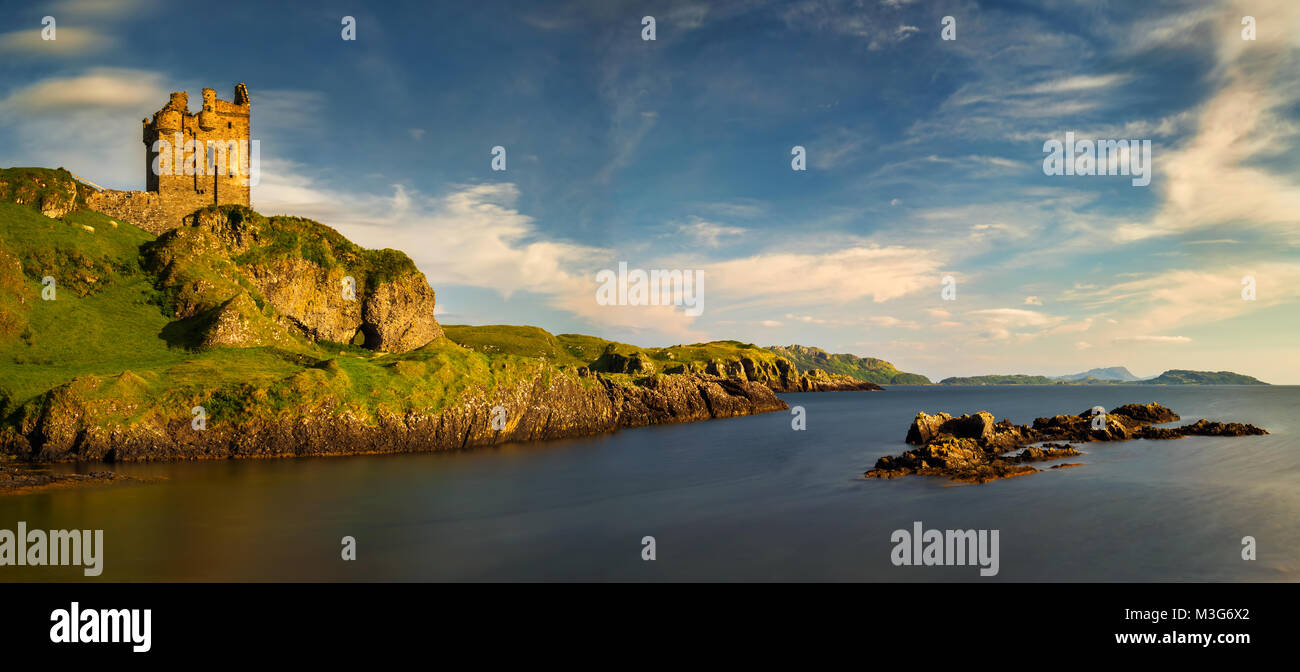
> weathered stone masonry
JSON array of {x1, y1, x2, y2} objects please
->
[{"x1": 87, "y1": 83, "x2": 252, "y2": 234}]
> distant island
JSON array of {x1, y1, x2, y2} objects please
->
[
  {"x1": 939, "y1": 369, "x2": 1268, "y2": 385},
  {"x1": 749, "y1": 351, "x2": 1268, "y2": 387},
  {"x1": 1056, "y1": 366, "x2": 1141, "y2": 382}
]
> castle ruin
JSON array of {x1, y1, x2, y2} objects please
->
[{"x1": 86, "y1": 83, "x2": 253, "y2": 234}]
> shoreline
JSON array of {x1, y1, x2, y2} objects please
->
[{"x1": 0, "y1": 462, "x2": 148, "y2": 496}]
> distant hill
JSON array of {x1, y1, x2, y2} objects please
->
[
  {"x1": 940, "y1": 369, "x2": 1268, "y2": 385},
  {"x1": 1056, "y1": 366, "x2": 1140, "y2": 382},
  {"x1": 939, "y1": 374, "x2": 1057, "y2": 385},
  {"x1": 1142, "y1": 369, "x2": 1267, "y2": 385},
  {"x1": 766, "y1": 344, "x2": 931, "y2": 385}
]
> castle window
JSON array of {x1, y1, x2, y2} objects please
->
[{"x1": 227, "y1": 122, "x2": 232, "y2": 129}]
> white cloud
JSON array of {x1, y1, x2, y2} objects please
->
[
  {"x1": 0, "y1": 68, "x2": 170, "y2": 188},
  {"x1": 868, "y1": 315, "x2": 920, "y2": 329},
  {"x1": 708, "y1": 246, "x2": 943, "y2": 308},
  {"x1": 964, "y1": 308, "x2": 1066, "y2": 341},
  {"x1": 1144, "y1": 0, "x2": 1300, "y2": 238},
  {"x1": 51, "y1": 0, "x2": 153, "y2": 16},
  {"x1": 968, "y1": 308, "x2": 1062, "y2": 327},
  {"x1": 0, "y1": 67, "x2": 166, "y2": 111},
  {"x1": 0, "y1": 27, "x2": 113, "y2": 56},
  {"x1": 1114, "y1": 335, "x2": 1192, "y2": 344},
  {"x1": 1023, "y1": 295, "x2": 1043, "y2": 306},
  {"x1": 694, "y1": 199, "x2": 766, "y2": 218},
  {"x1": 676, "y1": 219, "x2": 746, "y2": 247},
  {"x1": 1069, "y1": 263, "x2": 1300, "y2": 336},
  {"x1": 1018, "y1": 74, "x2": 1129, "y2": 95},
  {"x1": 782, "y1": 0, "x2": 924, "y2": 50}
]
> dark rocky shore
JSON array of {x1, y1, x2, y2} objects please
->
[
  {"x1": 0, "y1": 461, "x2": 142, "y2": 495},
  {"x1": 4, "y1": 369, "x2": 792, "y2": 464},
  {"x1": 866, "y1": 403, "x2": 1267, "y2": 484}
]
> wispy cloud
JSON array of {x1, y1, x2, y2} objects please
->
[{"x1": 676, "y1": 219, "x2": 747, "y2": 247}]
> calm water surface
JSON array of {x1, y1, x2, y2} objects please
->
[{"x1": 3, "y1": 385, "x2": 1296, "y2": 581}]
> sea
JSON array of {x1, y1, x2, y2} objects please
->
[{"x1": 2, "y1": 385, "x2": 1296, "y2": 581}]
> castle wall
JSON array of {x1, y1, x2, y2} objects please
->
[{"x1": 85, "y1": 189, "x2": 206, "y2": 235}]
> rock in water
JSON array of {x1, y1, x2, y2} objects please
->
[{"x1": 870, "y1": 403, "x2": 1266, "y2": 484}]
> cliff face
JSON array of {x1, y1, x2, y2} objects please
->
[{"x1": 707, "y1": 355, "x2": 881, "y2": 392}]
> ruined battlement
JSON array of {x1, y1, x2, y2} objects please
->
[{"x1": 87, "y1": 83, "x2": 252, "y2": 234}]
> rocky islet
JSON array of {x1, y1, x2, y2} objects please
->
[{"x1": 867, "y1": 403, "x2": 1268, "y2": 483}]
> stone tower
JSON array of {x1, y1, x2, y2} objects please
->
[
  {"x1": 86, "y1": 83, "x2": 253, "y2": 234},
  {"x1": 144, "y1": 83, "x2": 251, "y2": 207}
]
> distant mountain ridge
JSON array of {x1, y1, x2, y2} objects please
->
[
  {"x1": 939, "y1": 369, "x2": 1267, "y2": 385},
  {"x1": 1055, "y1": 366, "x2": 1140, "y2": 382},
  {"x1": 765, "y1": 345, "x2": 931, "y2": 385}
]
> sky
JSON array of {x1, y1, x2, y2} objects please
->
[{"x1": 0, "y1": 0, "x2": 1297, "y2": 382}]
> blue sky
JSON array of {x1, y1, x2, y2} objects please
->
[{"x1": 2, "y1": 0, "x2": 1298, "y2": 381}]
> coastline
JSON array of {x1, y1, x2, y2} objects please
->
[{"x1": 0, "y1": 376, "x2": 877, "y2": 495}]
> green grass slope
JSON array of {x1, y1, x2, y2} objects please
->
[{"x1": 444, "y1": 324, "x2": 791, "y2": 378}]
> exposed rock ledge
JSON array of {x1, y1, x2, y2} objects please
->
[
  {"x1": 867, "y1": 403, "x2": 1267, "y2": 483},
  {"x1": 4, "y1": 369, "x2": 788, "y2": 463},
  {"x1": 0, "y1": 462, "x2": 143, "y2": 495}
]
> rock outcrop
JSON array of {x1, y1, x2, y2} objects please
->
[
  {"x1": 0, "y1": 168, "x2": 86, "y2": 219},
  {"x1": 868, "y1": 403, "x2": 1267, "y2": 483},
  {"x1": 3, "y1": 363, "x2": 787, "y2": 462},
  {"x1": 0, "y1": 462, "x2": 141, "y2": 495},
  {"x1": 361, "y1": 278, "x2": 441, "y2": 352},
  {"x1": 145, "y1": 205, "x2": 442, "y2": 352}
]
